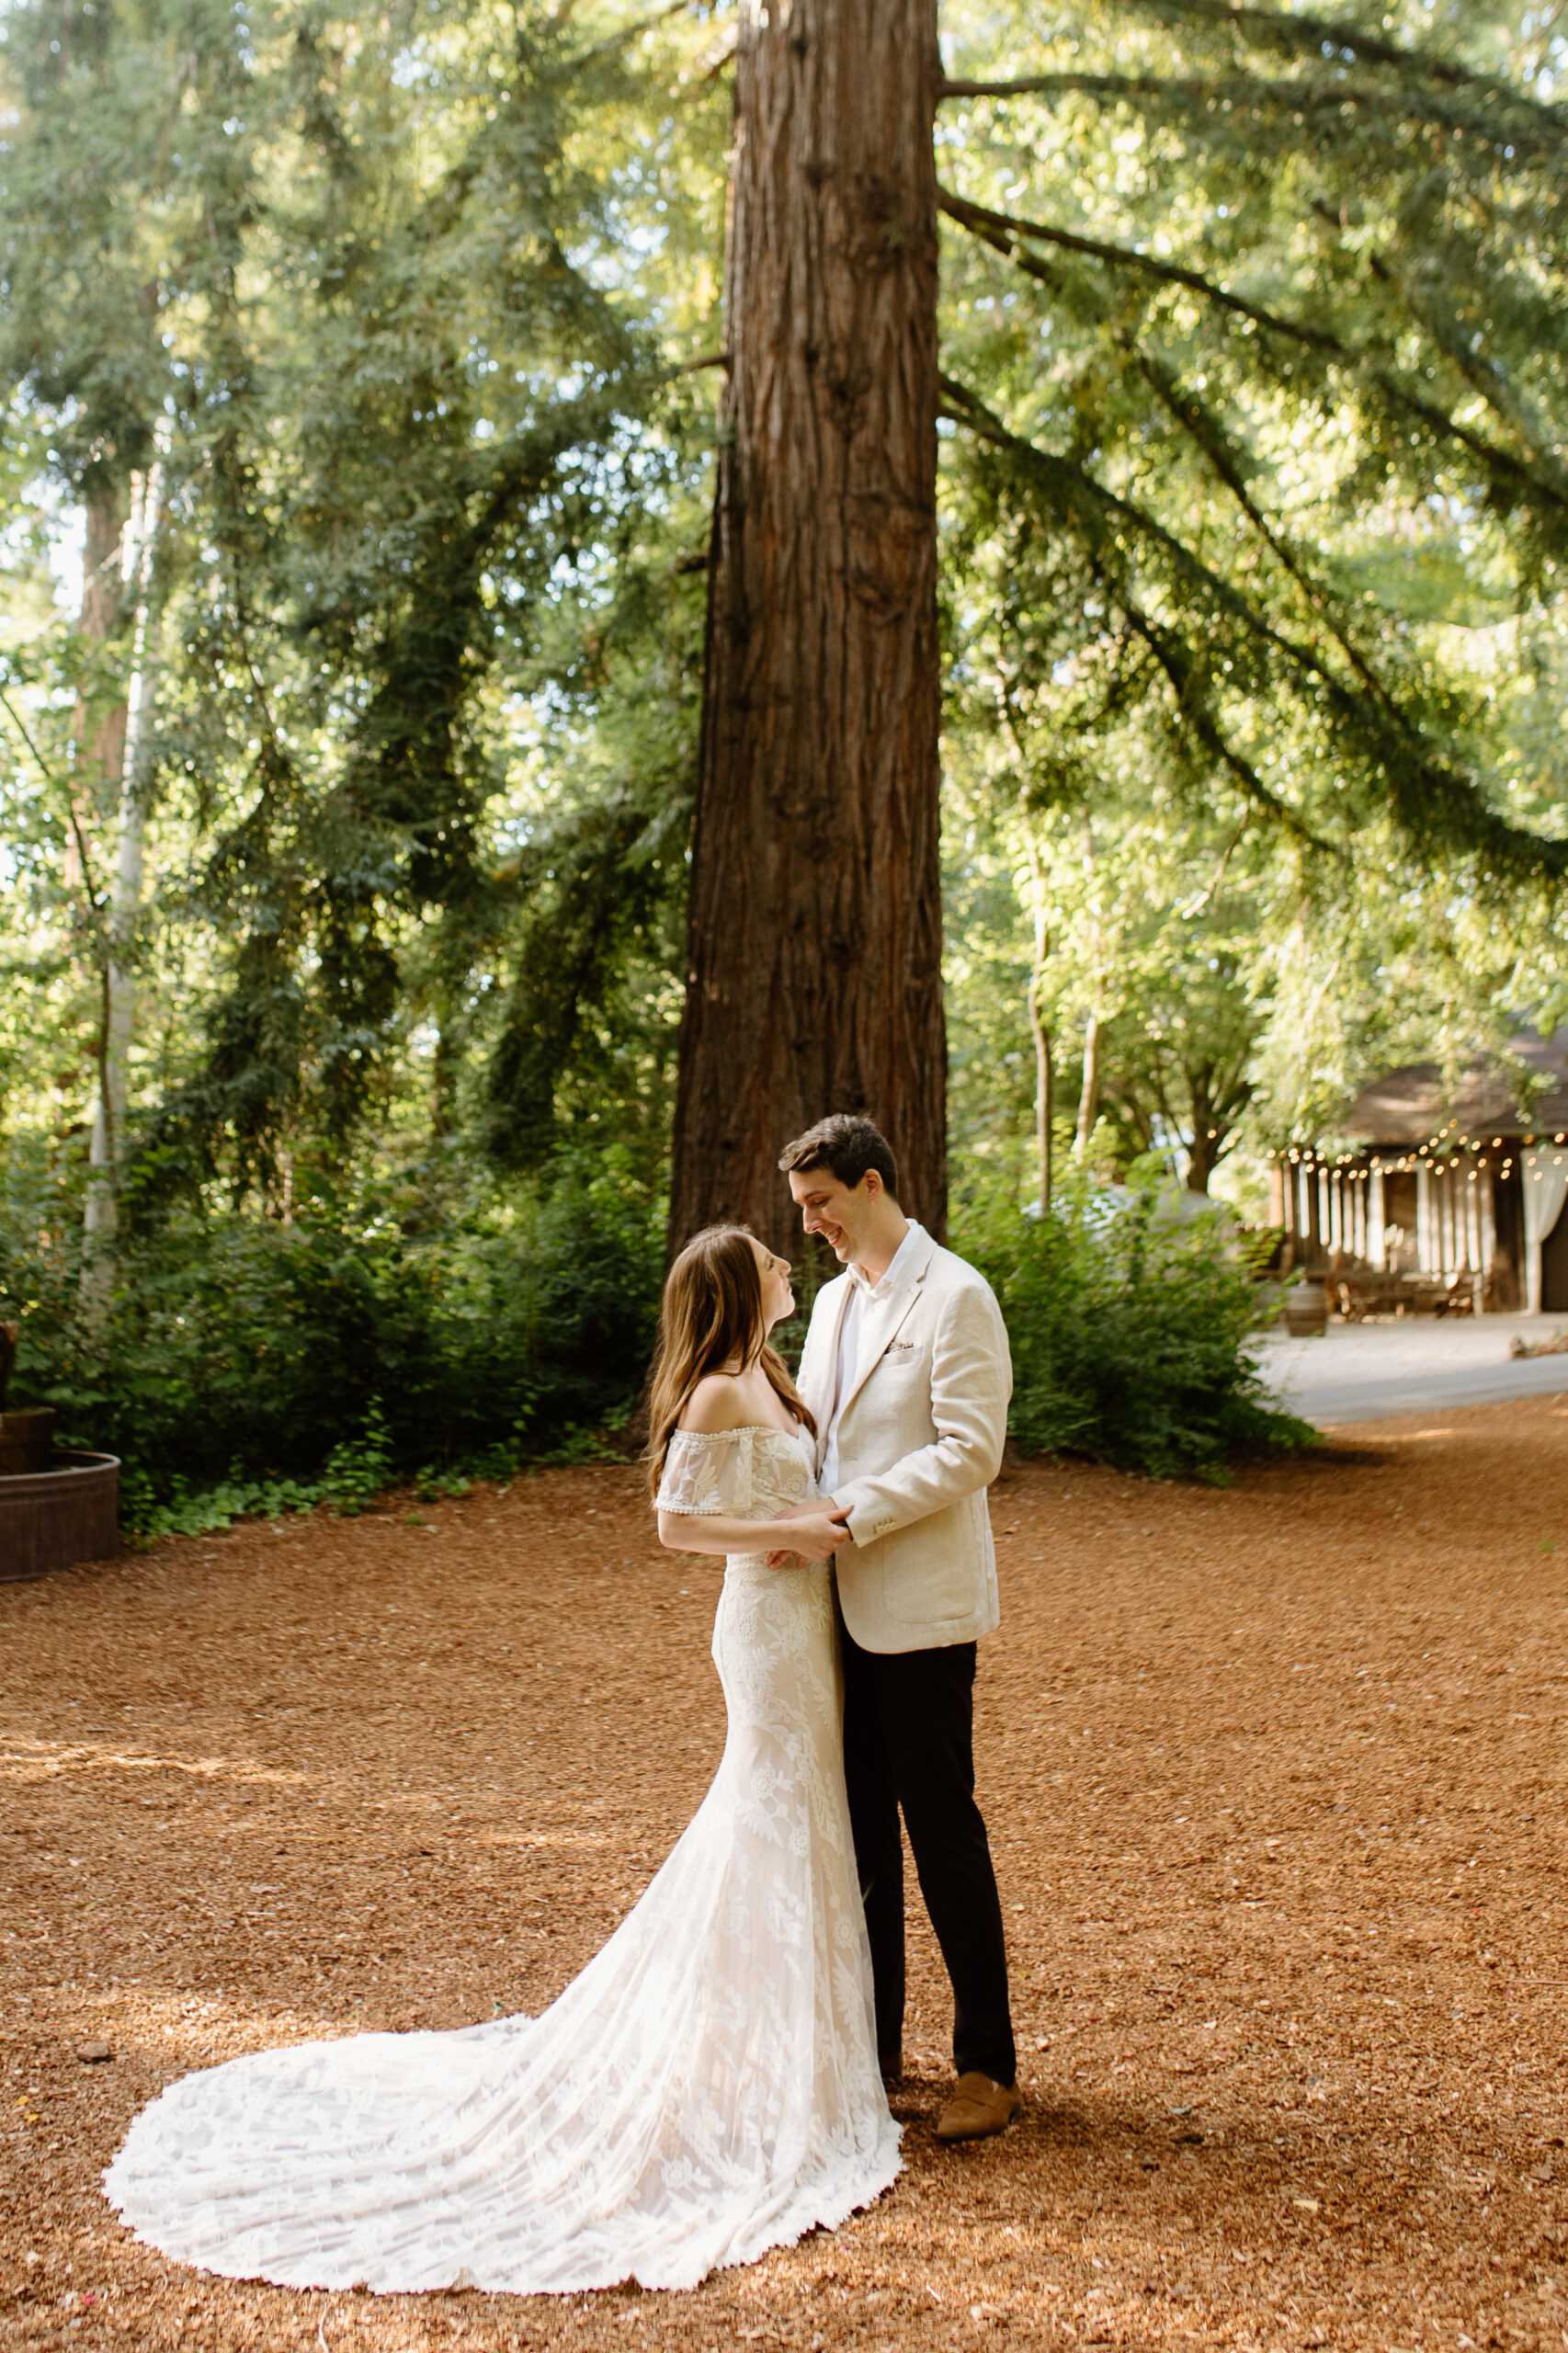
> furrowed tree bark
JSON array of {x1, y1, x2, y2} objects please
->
[{"x1": 668, "y1": 0, "x2": 946, "y2": 1260}]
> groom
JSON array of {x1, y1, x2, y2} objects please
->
[{"x1": 772, "y1": 1113, "x2": 1020, "y2": 2144}]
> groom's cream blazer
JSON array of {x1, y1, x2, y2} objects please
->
[{"x1": 797, "y1": 1225, "x2": 1012, "y2": 1655}]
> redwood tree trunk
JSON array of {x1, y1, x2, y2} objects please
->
[{"x1": 667, "y1": 0, "x2": 946, "y2": 1260}]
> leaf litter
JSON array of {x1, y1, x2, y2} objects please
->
[{"x1": 3, "y1": 1394, "x2": 1568, "y2": 2347}]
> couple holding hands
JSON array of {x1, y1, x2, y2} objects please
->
[{"x1": 107, "y1": 1114, "x2": 1020, "y2": 2296}]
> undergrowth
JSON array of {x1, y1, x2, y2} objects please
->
[
  {"x1": 3, "y1": 1142, "x2": 1310, "y2": 1533},
  {"x1": 0, "y1": 1145, "x2": 662, "y2": 1532},
  {"x1": 954, "y1": 1165, "x2": 1314, "y2": 1483}
]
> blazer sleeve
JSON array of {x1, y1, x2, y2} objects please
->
[{"x1": 833, "y1": 1277, "x2": 1012, "y2": 1547}]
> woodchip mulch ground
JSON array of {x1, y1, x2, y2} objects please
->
[{"x1": 4, "y1": 1395, "x2": 1568, "y2": 2353}]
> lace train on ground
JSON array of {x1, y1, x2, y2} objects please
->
[{"x1": 104, "y1": 1423, "x2": 900, "y2": 2294}]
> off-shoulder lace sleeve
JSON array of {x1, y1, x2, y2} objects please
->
[{"x1": 655, "y1": 1427, "x2": 756, "y2": 1518}]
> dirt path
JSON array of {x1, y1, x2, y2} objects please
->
[{"x1": 4, "y1": 1398, "x2": 1567, "y2": 2351}]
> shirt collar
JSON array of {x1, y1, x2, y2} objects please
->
[{"x1": 847, "y1": 1219, "x2": 925, "y2": 1301}]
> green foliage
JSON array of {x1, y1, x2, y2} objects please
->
[
  {"x1": 0, "y1": 1145, "x2": 664, "y2": 1515},
  {"x1": 414, "y1": 1466, "x2": 474, "y2": 1503},
  {"x1": 937, "y1": 0, "x2": 1568, "y2": 1196},
  {"x1": 955, "y1": 1167, "x2": 1314, "y2": 1483},
  {"x1": 0, "y1": 0, "x2": 718, "y2": 1210},
  {"x1": 939, "y1": 0, "x2": 1568, "y2": 884},
  {"x1": 119, "y1": 1470, "x2": 328, "y2": 1545},
  {"x1": 321, "y1": 1401, "x2": 395, "y2": 1519}
]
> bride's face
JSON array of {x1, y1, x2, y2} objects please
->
[{"x1": 751, "y1": 1239, "x2": 795, "y2": 1334}]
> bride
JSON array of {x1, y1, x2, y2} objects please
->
[{"x1": 104, "y1": 1224, "x2": 901, "y2": 2294}]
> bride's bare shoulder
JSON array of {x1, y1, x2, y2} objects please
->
[{"x1": 677, "y1": 1374, "x2": 750, "y2": 1435}]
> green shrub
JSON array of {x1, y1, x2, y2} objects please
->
[
  {"x1": 321, "y1": 1400, "x2": 396, "y2": 1518},
  {"x1": 119, "y1": 1470, "x2": 329, "y2": 1544},
  {"x1": 0, "y1": 1146, "x2": 664, "y2": 1528},
  {"x1": 1, "y1": 1137, "x2": 1308, "y2": 1530},
  {"x1": 954, "y1": 1165, "x2": 1314, "y2": 1483}
]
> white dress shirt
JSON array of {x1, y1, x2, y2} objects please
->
[{"x1": 821, "y1": 1220, "x2": 925, "y2": 1500}]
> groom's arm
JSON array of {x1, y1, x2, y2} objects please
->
[{"x1": 830, "y1": 1280, "x2": 1011, "y2": 1549}]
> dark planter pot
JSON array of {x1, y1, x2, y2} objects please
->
[
  {"x1": 0, "y1": 1407, "x2": 57, "y2": 1475},
  {"x1": 0, "y1": 1452, "x2": 120, "y2": 1583}
]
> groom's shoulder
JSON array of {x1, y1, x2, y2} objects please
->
[
  {"x1": 919, "y1": 1233, "x2": 987, "y2": 1289},
  {"x1": 919, "y1": 1236, "x2": 1001, "y2": 1311}
]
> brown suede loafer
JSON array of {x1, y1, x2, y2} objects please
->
[{"x1": 935, "y1": 2072, "x2": 1023, "y2": 2143}]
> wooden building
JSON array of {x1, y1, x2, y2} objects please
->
[{"x1": 1267, "y1": 1031, "x2": 1568, "y2": 1314}]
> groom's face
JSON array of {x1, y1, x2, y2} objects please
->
[{"x1": 788, "y1": 1167, "x2": 875, "y2": 1264}]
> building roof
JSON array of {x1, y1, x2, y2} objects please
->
[{"x1": 1343, "y1": 1030, "x2": 1568, "y2": 1144}]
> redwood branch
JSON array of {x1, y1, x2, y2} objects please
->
[
  {"x1": 1120, "y1": 0, "x2": 1566, "y2": 117},
  {"x1": 937, "y1": 373, "x2": 1567, "y2": 872},
  {"x1": 936, "y1": 66, "x2": 1565, "y2": 149},
  {"x1": 938, "y1": 184, "x2": 1344, "y2": 352},
  {"x1": 940, "y1": 190, "x2": 1568, "y2": 525}
]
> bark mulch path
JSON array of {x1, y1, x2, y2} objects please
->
[{"x1": 4, "y1": 1394, "x2": 1568, "y2": 2351}]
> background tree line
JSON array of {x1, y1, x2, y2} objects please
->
[{"x1": 3, "y1": 0, "x2": 1566, "y2": 1512}]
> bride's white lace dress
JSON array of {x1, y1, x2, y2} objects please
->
[{"x1": 104, "y1": 1423, "x2": 900, "y2": 2294}]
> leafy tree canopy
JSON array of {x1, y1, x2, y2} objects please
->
[{"x1": 3, "y1": 0, "x2": 1568, "y2": 1472}]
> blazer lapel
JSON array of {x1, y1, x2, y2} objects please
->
[
  {"x1": 801, "y1": 1278, "x2": 854, "y2": 1474},
  {"x1": 834, "y1": 1233, "x2": 937, "y2": 1426}
]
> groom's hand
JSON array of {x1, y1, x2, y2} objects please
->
[{"x1": 766, "y1": 1502, "x2": 850, "y2": 1566}]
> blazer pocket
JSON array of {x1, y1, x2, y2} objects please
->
[
  {"x1": 882, "y1": 1496, "x2": 985, "y2": 1622},
  {"x1": 882, "y1": 1537, "x2": 960, "y2": 1623}
]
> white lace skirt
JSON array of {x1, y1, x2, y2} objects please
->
[{"x1": 103, "y1": 1557, "x2": 900, "y2": 2294}]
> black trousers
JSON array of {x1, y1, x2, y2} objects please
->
[{"x1": 837, "y1": 1600, "x2": 1017, "y2": 2086}]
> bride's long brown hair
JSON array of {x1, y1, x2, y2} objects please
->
[{"x1": 644, "y1": 1224, "x2": 816, "y2": 1497}]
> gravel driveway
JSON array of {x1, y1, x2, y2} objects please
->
[{"x1": 1256, "y1": 1310, "x2": 1568, "y2": 1425}]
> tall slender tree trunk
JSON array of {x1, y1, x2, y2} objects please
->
[
  {"x1": 66, "y1": 488, "x2": 130, "y2": 901},
  {"x1": 82, "y1": 451, "x2": 165, "y2": 1321},
  {"x1": 1071, "y1": 820, "x2": 1107, "y2": 1165},
  {"x1": 668, "y1": 0, "x2": 946, "y2": 1258},
  {"x1": 1185, "y1": 1065, "x2": 1216, "y2": 1193},
  {"x1": 1029, "y1": 979, "x2": 1053, "y2": 1214},
  {"x1": 1073, "y1": 1007, "x2": 1102, "y2": 1163},
  {"x1": 68, "y1": 489, "x2": 128, "y2": 1186},
  {"x1": 1023, "y1": 829, "x2": 1052, "y2": 1216}
]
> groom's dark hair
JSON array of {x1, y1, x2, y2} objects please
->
[{"x1": 778, "y1": 1114, "x2": 899, "y2": 1199}]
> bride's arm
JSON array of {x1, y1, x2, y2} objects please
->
[
  {"x1": 656, "y1": 1377, "x2": 846, "y2": 1561},
  {"x1": 658, "y1": 1507, "x2": 843, "y2": 1560}
]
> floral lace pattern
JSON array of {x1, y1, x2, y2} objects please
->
[{"x1": 104, "y1": 1423, "x2": 899, "y2": 2296}]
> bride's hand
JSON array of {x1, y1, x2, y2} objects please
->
[
  {"x1": 765, "y1": 1504, "x2": 848, "y2": 1565},
  {"x1": 766, "y1": 1500, "x2": 815, "y2": 1567}
]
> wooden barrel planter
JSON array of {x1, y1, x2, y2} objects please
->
[{"x1": 0, "y1": 1450, "x2": 120, "y2": 1583}]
